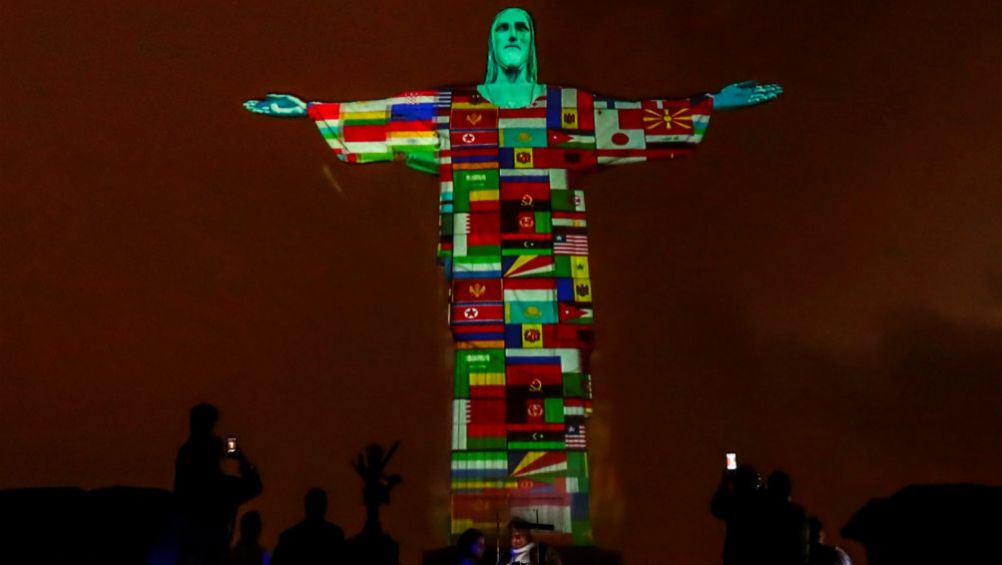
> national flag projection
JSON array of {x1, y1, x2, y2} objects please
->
[{"x1": 305, "y1": 85, "x2": 712, "y2": 545}]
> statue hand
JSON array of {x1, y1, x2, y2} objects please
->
[
  {"x1": 712, "y1": 81, "x2": 783, "y2": 110},
  {"x1": 242, "y1": 93, "x2": 308, "y2": 117}
]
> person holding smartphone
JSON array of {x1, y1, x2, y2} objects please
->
[
  {"x1": 711, "y1": 454, "x2": 766, "y2": 565},
  {"x1": 174, "y1": 403, "x2": 263, "y2": 565}
]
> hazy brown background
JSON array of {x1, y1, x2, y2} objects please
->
[{"x1": 2, "y1": 1, "x2": 1000, "y2": 563}]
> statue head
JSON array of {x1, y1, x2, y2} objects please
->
[{"x1": 485, "y1": 7, "x2": 537, "y2": 84}]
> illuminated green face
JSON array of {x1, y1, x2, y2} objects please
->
[{"x1": 491, "y1": 8, "x2": 532, "y2": 71}]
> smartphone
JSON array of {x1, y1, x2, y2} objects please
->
[
  {"x1": 226, "y1": 435, "x2": 238, "y2": 456},
  {"x1": 725, "y1": 452, "x2": 737, "y2": 471}
]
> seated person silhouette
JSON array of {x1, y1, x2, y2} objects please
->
[
  {"x1": 455, "y1": 528, "x2": 486, "y2": 565},
  {"x1": 808, "y1": 516, "x2": 852, "y2": 565},
  {"x1": 271, "y1": 488, "x2": 345, "y2": 565},
  {"x1": 229, "y1": 511, "x2": 270, "y2": 565}
]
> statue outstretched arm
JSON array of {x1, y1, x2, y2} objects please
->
[
  {"x1": 588, "y1": 91, "x2": 714, "y2": 167},
  {"x1": 244, "y1": 91, "x2": 441, "y2": 174},
  {"x1": 710, "y1": 81, "x2": 783, "y2": 110},
  {"x1": 585, "y1": 81, "x2": 779, "y2": 167},
  {"x1": 243, "y1": 93, "x2": 308, "y2": 117}
]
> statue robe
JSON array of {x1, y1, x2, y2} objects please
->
[{"x1": 308, "y1": 86, "x2": 712, "y2": 544}]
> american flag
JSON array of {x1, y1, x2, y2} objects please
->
[
  {"x1": 554, "y1": 233, "x2": 589, "y2": 254},
  {"x1": 566, "y1": 421, "x2": 587, "y2": 449}
]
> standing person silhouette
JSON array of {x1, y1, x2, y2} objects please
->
[
  {"x1": 174, "y1": 404, "x2": 263, "y2": 565},
  {"x1": 762, "y1": 470, "x2": 809, "y2": 565},
  {"x1": 245, "y1": 7, "x2": 781, "y2": 543},
  {"x1": 711, "y1": 465, "x2": 766, "y2": 565},
  {"x1": 175, "y1": 403, "x2": 221, "y2": 497}
]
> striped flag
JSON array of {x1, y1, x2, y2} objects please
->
[
  {"x1": 566, "y1": 419, "x2": 587, "y2": 450},
  {"x1": 554, "y1": 233, "x2": 589, "y2": 254},
  {"x1": 451, "y1": 303, "x2": 504, "y2": 325},
  {"x1": 552, "y1": 212, "x2": 587, "y2": 229}
]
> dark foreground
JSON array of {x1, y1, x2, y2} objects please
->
[{"x1": 0, "y1": 484, "x2": 999, "y2": 565}]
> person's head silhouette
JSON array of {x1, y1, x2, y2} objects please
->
[
  {"x1": 189, "y1": 402, "x2": 219, "y2": 438},
  {"x1": 304, "y1": 487, "x2": 328, "y2": 521},
  {"x1": 457, "y1": 527, "x2": 486, "y2": 558},
  {"x1": 239, "y1": 511, "x2": 263, "y2": 544},
  {"x1": 767, "y1": 469, "x2": 793, "y2": 500}
]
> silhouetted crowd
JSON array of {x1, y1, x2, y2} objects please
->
[
  {"x1": 173, "y1": 403, "x2": 348, "y2": 565},
  {"x1": 0, "y1": 398, "x2": 996, "y2": 565},
  {"x1": 0, "y1": 401, "x2": 997, "y2": 564},
  {"x1": 711, "y1": 464, "x2": 851, "y2": 565}
]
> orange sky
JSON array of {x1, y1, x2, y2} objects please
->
[{"x1": 2, "y1": 2, "x2": 1000, "y2": 564}]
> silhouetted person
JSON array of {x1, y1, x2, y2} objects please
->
[
  {"x1": 352, "y1": 442, "x2": 402, "y2": 536},
  {"x1": 271, "y1": 488, "x2": 345, "y2": 565},
  {"x1": 455, "y1": 528, "x2": 486, "y2": 565},
  {"x1": 807, "y1": 517, "x2": 851, "y2": 565},
  {"x1": 842, "y1": 483, "x2": 1002, "y2": 565},
  {"x1": 174, "y1": 404, "x2": 263, "y2": 565},
  {"x1": 761, "y1": 470, "x2": 809, "y2": 565},
  {"x1": 229, "y1": 511, "x2": 270, "y2": 565},
  {"x1": 711, "y1": 464, "x2": 766, "y2": 565},
  {"x1": 502, "y1": 518, "x2": 561, "y2": 565},
  {"x1": 175, "y1": 403, "x2": 221, "y2": 496}
]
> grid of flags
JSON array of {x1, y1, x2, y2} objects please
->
[{"x1": 308, "y1": 86, "x2": 711, "y2": 545}]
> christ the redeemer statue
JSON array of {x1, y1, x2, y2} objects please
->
[{"x1": 245, "y1": 7, "x2": 781, "y2": 545}]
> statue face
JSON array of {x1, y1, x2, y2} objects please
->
[{"x1": 491, "y1": 8, "x2": 532, "y2": 71}]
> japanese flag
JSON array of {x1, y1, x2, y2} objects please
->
[{"x1": 595, "y1": 108, "x2": 646, "y2": 150}]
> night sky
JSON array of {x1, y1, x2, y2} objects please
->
[{"x1": 2, "y1": 1, "x2": 1000, "y2": 564}]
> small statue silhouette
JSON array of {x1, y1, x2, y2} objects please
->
[{"x1": 352, "y1": 441, "x2": 402, "y2": 537}]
